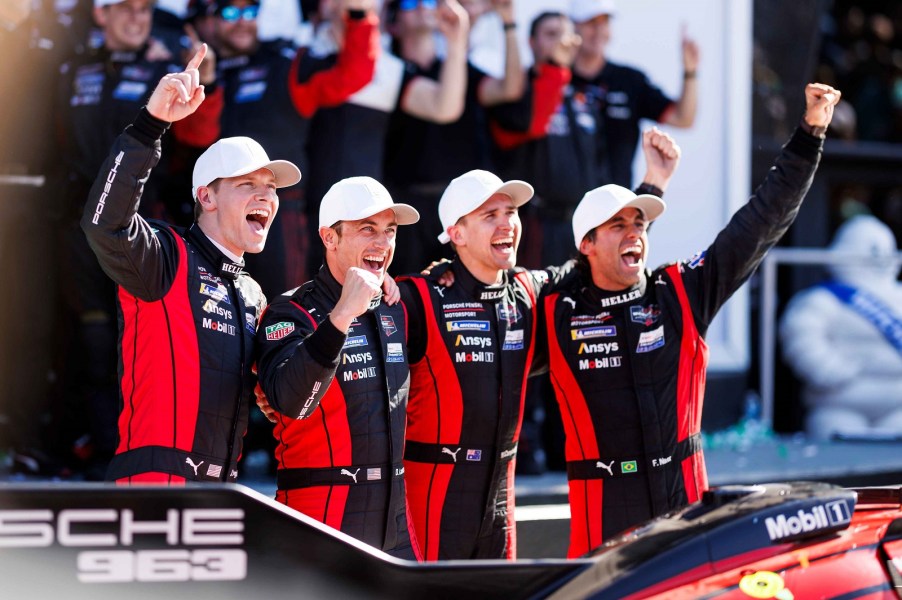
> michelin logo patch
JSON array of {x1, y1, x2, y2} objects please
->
[
  {"x1": 386, "y1": 342, "x2": 404, "y2": 363},
  {"x1": 636, "y1": 326, "x2": 665, "y2": 353},
  {"x1": 571, "y1": 326, "x2": 617, "y2": 340},
  {"x1": 447, "y1": 320, "x2": 490, "y2": 332},
  {"x1": 199, "y1": 282, "x2": 230, "y2": 304},
  {"x1": 343, "y1": 335, "x2": 368, "y2": 348}
]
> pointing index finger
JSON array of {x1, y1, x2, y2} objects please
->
[{"x1": 186, "y1": 43, "x2": 207, "y2": 71}]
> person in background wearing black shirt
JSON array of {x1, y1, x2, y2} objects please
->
[
  {"x1": 212, "y1": 0, "x2": 379, "y2": 299},
  {"x1": 570, "y1": 0, "x2": 698, "y2": 188},
  {"x1": 301, "y1": 0, "x2": 468, "y2": 278},
  {"x1": 383, "y1": 0, "x2": 524, "y2": 275}
]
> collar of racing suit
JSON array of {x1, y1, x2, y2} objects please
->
[
  {"x1": 186, "y1": 224, "x2": 246, "y2": 281},
  {"x1": 314, "y1": 263, "x2": 383, "y2": 311},
  {"x1": 451, "y1": 259, "x2": 510, "y2": 303},
  {"x1": 578, "y1": 269, "x2": 649, "y2": 309}
]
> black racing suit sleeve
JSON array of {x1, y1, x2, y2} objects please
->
[
  {"x1": 255, "y1": 297, "x2": 348, "y2": 419},
  {"x1": 398, "y1": 278, "x2": 428, "y2": 364},
  {"x1": 678, "y1": 125, "x2": 823, "y2": 334},
  {"x1": 80, "y1": 108, "x2": 180, "y2": 302}
]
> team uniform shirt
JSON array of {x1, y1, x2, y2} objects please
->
[
  {"x1": 541, "y1": 127, "x2": 824, "y2": 557},
  {"x1": 571, "y1": 61, "x2": 673, "y2": 187},
  {"x1": 255, "y1": 267, "x2": 417, "y2": 560},
  {"x1": 81, "y1": 110, "x2": 264, "y2": 484},
  {"x1": 491, "y1": 64, "x2": 605, "y2": 221},
  {"x1": 304, "y1": 26, "x2": 405, "y2": 207},
  {"x1": 59, "y1": 44, "x2": 222, "y2": 205},
  {"x1": 399, "y1": 261, "x2": 571, "y2": 560},
  {"x1": 384, "y1": 60, "x2": 492, "y2": 188},
  {"x1": 218, "y1": 14, "x2": 379, "y2": 183}
]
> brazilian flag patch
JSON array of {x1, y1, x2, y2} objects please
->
[{"x1": 621, "y1": 460, "x2": 638, "y2": 474}]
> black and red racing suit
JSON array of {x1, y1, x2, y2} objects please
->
[
  {"x1": 542, "y1": 126, "x2": 824, "y2": 557},
  {"x1": 399, "y1": 261, "x2": 570, "y2": 560},
  {"x1": 81, "y1": 109, "x2": 264, "y2": 484},
  {"x1": 255, "y1": 267, "x2": 418, "y2": 560}
]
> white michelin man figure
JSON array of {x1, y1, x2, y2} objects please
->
[{"x1": 780, "y1": 215, "x2": 902, "y2": 441}]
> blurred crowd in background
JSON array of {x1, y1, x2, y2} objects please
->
[{"x1": 0, "y1": 0, "x2": 900, "y2": 481}]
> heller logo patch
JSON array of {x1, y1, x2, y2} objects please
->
[
  {"x1": 571, "y1": 326, "x2": 617, "y2": 340},
  {"x1": 630, "y1": 304, "x2": 661, "y2": 326},
  {"x1": 764, "y1": 501, "x2": 851, "y2": 541},
  {"x1": 380, "y1": 315, "x2": 397, "y2": 336},
  {"x1": 620, "y1": 460, "x2": 638, "y2": 474},
  {"x1": 447, "y1": 320, "x2": 490, "y2": 332},
  {"x1": 386, "y1": 342, "x2": 404, "y2": 363},
  {"x1": 265, "y1": 322, "x2": 294, "y2": 341},
  {"x1": 220, "y1": 262, "x2": 242, "y2": 276},
  {"x1": 479, "y1": 289, "x2": 505, "y2": 301},
  {"x1": 636, "y1": 326, "x2": 665, "y2": 353}
]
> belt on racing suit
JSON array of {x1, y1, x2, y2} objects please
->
[
  {"x1": 404, "y1": 441, "x2": 518, "y2": 465},
  {"x1": 566, "y1": 433, "x2": 702, "y2": 481},
  {"x1": 106, "y1": 446, "x2": 239, "y2": 482},
  {"x1": 277, "y1": 462, "x2": 405, "y2": 490}
]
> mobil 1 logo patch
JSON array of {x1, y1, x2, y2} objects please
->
[{"x1": 764, "y1": 499, "x2": 852, "y2": 541}]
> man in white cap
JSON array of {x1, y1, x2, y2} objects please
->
[
  {"x1": 395, "y1": 168, "x2": 573, "y2": 561},
  {"x1": 255, "y1": 176, "x2": 421, "y2": 559},
  {"x1": 57, "y1": 0, "x2": 223, "y2": 479},
  {"x1": 544, "y1": 83, "x2": 841, "y2": 557},
  {"x1": 396, "y1": 125, "x2": 682, "y2": 560},
  {"x1": 569, "y1": 0, "x2": 699, "y2": 188},
  {"x1": 82, "y1": 46, "x2": 300, "y2": 484}
]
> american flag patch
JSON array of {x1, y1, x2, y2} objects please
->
[
  {"x1": 367, "y1": 468, "x2": 382, "y2": 481},
  {"x1": 206, "y1": 464, "x2": 222, "y2": 478}
]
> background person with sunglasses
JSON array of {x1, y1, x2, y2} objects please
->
[{"x1": 211, "y1": 0, "x2": 380, "y2": 302}]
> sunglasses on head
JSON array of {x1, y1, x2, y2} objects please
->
[
  {"x1": 398, "y1": 0, "x2": 438, "y2": 11},
  {"x1": 218, "y1": 4, "x2": 259, "y2": 22}
]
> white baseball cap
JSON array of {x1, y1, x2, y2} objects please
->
[
  {"x1": 318, "y1": 176, "x2": 419, "y2": 229},
  {"x1": 572, "y1": 184, "x2": 665, "y2": 249},
  {"x1": 570, "y1": 0, "x2": 617, "y2": 23},
  {"x1": 437, "y1": 170, "x2": 534, "y2": 244},
  {"x1": 192, "y1": 137, "x2": 301, "y2": 199},
  {"x1": 94, "y1": 0, "x2": 125, "y2": 6}
]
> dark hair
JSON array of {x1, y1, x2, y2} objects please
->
[
  {"x1": 575, "y1": 227, "x2": 597, "y2": 272},
  {"x1": 529, "y1": 11, "x2": 567, "y2": 39}
]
